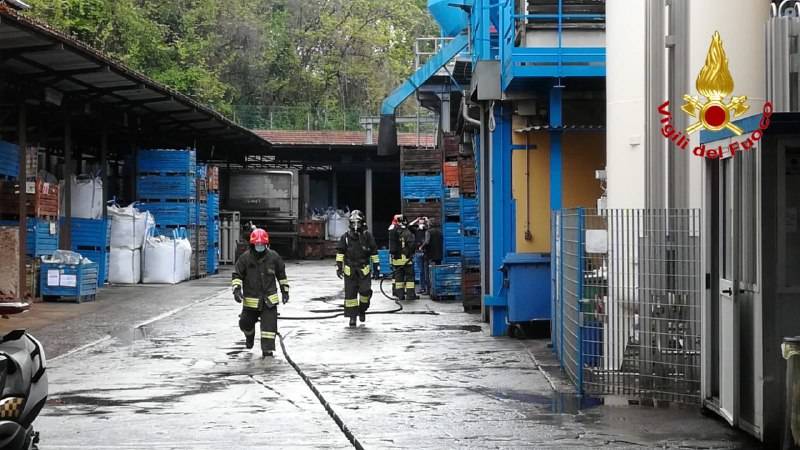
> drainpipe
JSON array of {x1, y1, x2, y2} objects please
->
[{"x1": 462, "y1": 97, "x2": 481, "y2": 128}]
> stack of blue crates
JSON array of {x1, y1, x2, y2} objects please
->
[
  {"x1": 136, "y1": 149, "x2": 197, "y2": 231},
  {"x1": 460, "y1": 197, "x2": 480, "y2": 267},
  {"x1": 430, "y1": 263, "x2": 463, "y2": 299},
  {"x1": 66, "y1": 218, "x2": 110, "y2": 286},
  {"x1": 0, "y1": 218, "x2": 59, "y2": 257},
  {"x1": 0, "y1": 140, "x2": 19, "y2": 178},
  {"x1": 207, "y1": 190, "x2": 220, "y2": 274}
]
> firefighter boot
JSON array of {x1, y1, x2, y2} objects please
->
[
  {"x1": 244, "y1": 331, "x2": 255, "y2": 349},
  {"x1": 262, "y1": 351, "x2": 274, "y2": 359},
  {"x1": 359, "y1": 312, "x2": 366, "y2": 322},
  {"x1": 349, "y1": 316, "x2": 357, "y2": 327}
]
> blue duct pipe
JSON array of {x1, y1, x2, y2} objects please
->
[{"x1": 378, "y1": 33, "x2": 469, "y2": 155}]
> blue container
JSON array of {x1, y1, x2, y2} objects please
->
[
  {"x1": 40, "y1": 261, "x2": 98, "y2": 300},
  {"x1": 195, "y1": 201, "x2": 208, "y2": 226},
  {"x1": 77, "y1": 249, "x2": 109, "y2": 286},
  {"x1": 443, "y1": 222, "x2": 462, "y2": 254},
  {"x1": 430, "y1": 263, "x2": 462, "y2": 298},
  {"x1": 502, "y1": 253, "x2": 551, "y2": 322},
  {"x1": 137, "y1": 149, "x2": 196, "y2": 174},
  {"x1": 0, "y1": 218, "x2": 59, "y2": 256},
  {"x1": 138, "y1": 202, "x2": 196, "y2": 227},
  {"x1": 462, "y1": 234, "x2": 480, "y2": 267},
  {"x1": 378, "y1": 249, "x2": 392, "y2": 275},
  {"x1": 460, "y1": 197, "x2": 479, "y2": 228},
  {"x1": 444, "y1": 197, "x2": 460, "y2": 217},
  {"x1": 137, "y1": 175, "x2": 196, "y2": 200},
  {"x1": 207, "y1": 243, "x2": 219, "y2": 274},
  {"x1": 428, "y1": 0, "x2": 469, "y2": 37},
  {"x1": 196, "y1": 164, "x2": 207, "y2": 180},
  {"x1": 64, "y1": 218, "x2": 110, "y2": 250},
  {"x1": 0, "y1": 140, "x2": 19, "y2": 178},
  {"x1": 207, "y1": 193, "x2": 220, "y2": 217},
  {"x1": 401, "y1": 174, "x2": 443, "y2": 200}
]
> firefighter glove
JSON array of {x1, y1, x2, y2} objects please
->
[
  {"x1": 282, "y1": 292, "x2": 289, "y2": 304},
  {"x1": 233, "y1": 286, "x2": 244, "y2": 303},
  {"x1": 336, "y1": 262, "x2": 344, "y2": 279}
]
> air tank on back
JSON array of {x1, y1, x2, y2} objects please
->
[{"x1": 428, "y1": 0, "x2": 469, "y2": 37}]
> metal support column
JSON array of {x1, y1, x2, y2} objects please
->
[
  {"x1": 440, "y1": 93, "x2": 451, "y2": 133},
  {"x1": 365, "y1": 167, "x2": 373, "y2": 232},
  {"x1": 61, "y1": 116, "x2": 73, "y2": 250},
  {"x1": 100, "y1": 123, "x2": 108, "y2": 217},
  {"x1": 550, "y1": 85, "x2": 563, "y2": 211},
  {"x1": 17, "y1": 103, "x2": 27, "y2": 300},
  {"x1": 486, "y1": 103, "x2": 514, "y2": 336},
  {"x1": 332, "y1": 171, "x2": 338, "y2": 209}
]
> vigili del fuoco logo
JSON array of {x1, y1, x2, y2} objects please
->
[{"x1": 658, "y1": 31, "x2": 773, "y2": 159}]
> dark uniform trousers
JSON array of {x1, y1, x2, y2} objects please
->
[
  {"x1": 344, "y1": 266, "x2": 372, "y2": 318},
  {"x1": 392, "y1": 255, "x2": 416, "y2": 301},
  {"x1": 239, "y1": 297, "x2": 279, "y2": 352}
]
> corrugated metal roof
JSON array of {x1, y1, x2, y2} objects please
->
[
  {"x1": 254, "y1": 130, "x2": 436, "y2": 148},
  {"x1": 0, "y1": 6, "x2": 269, "y2": 150}
]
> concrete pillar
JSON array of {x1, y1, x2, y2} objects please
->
[
  {"x1": 17, "y1": 103, "x2": 27, "y2": 299},
  {"x1": 365, "y1": 167, "x2": 373, "y2": 231},
  {"x1": 100, "y1": 123, "x2": 108, "y2": 217},
  {"x1": 61, "y1": 116, "x2": 72, "y2": 250},
  {"x1": 332, "y1": 171, "x2": 338, "y2": 209}
]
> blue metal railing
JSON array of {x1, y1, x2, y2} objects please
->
[{"x1": 496, "y1": 0, "x2": 606, "y2": 90}]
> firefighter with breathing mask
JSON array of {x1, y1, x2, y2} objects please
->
[
  {"x1": 336, "y1": 210, "x2": 380, "y2": 327},
  {"x1": 231, "y1": 228, "x2": 289, "y2": 358}
]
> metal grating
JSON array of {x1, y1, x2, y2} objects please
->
[{"x1": 552, "y1": 208, "x2": 702, "y2": 404}]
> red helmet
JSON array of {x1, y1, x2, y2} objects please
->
[{"x1": 250, "y1": 228, "x2": 269, "y2": 245}]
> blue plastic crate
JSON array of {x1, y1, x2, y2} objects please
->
[
  {"x1": 207, "y1": 243, "x2": 219, "y2": 274},
  {"x1": 430, "y1": 263, "x2": 462, "y2": 298},
  {"x1": 40, "y1": 261, "x2": 98, "y2": 300},
  {"x1": 196, "y1": 164, "x2": 207, "y2": 180},
  {"x1": 378, "y1": 249, "x2": 392, "y2": 275},
  {"x1": 207, "y1": 193, "x2": 220, "y2": 217},
  {"x1": 76, "y1": 249, "x2": 109, "y2": 286},
  {"x1": 137, "y1": 174, "x2": 196, "y2": 199},
  {"x1": 0, "y1": 140, "x2": 19, "y2": 178},
  {"x1": 443, "y1": 222, "x2": 463, "y2": 253},
  {"x1": 444, "y1": 197, "x2": 460, "y2": 217},
  {"x1": 208, "y1": 218, "x2": 219, "y2": 244},
  {"x1": 0, "y1": 218, "x2": 59, "y2": 256},
  {"x1": 137, "y1": 149, "x2": 196, "y2": 174},
  {"x1": 401, "y1": 174, "x2": 443, "y2": 200},
  {"x1": 462, "y1": 235, "x2": 480, "y2": 267},
  {"x1": 138, "y1": 202, "x2": 196, "y2": 227},
  {"x1": 460, "y1": 197, "x2": 479, "y2": 227},
  {"x1": 195, "y1": 201, "x2": 208, "y2": 227},
  {"x1": 63, "y1": 218, "x2": 110, "y2": 250}
]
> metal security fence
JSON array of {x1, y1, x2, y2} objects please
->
[{"x1": 552, "y1": 208, "x2": 702, "y2": 404}]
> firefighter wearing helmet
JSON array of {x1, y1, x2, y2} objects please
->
[
  {"x1": 388, "y1": 214, "x2": 417, "y2": 300},
  {"x1": 231, "y1": 228, "x2": 289, "y2": 357},
  {"x1": 336, "y1": 210, "x2": 379, "y2": 327}
]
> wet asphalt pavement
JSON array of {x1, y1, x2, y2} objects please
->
[{"x1": 32, "y1": 261, "x2": 757, "y2": 449}]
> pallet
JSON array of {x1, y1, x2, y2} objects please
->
[
  {"x1": 431, "y1": 294, "x2": 460, "y2": 301},
  {"x1": 137, "y1": 149, "x2": 197, "y2": 174},
  {"x1": 443, "y1": 133, "x2": 460, "y2": 160},
  {"x1": 401, "y1": 148, "x2": 443, "y2": 173},
  {"x1": 44, "y1": 294, "x2": 96, "y2": 304},
  {"x1": 401, "y1": 174, "x2": 443, "y2": 200}
]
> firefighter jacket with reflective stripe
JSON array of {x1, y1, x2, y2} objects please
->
[
  {"x1": 389, "y1": 227, "x2": 415, "y2": 264},
  {"x1": 232, "y1": 249, "x2": 288, "y2": 309},
  {"x1": 336, "y1": 230, "x2": 378, "y2": 275}
]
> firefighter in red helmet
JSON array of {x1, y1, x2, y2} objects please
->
[{"x1": 231, "y1": 228, "x2": 289, "y2": 358}]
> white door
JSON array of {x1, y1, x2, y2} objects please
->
[{"x1": 717, "y1": 153, "x2": 740, "y2": 425}]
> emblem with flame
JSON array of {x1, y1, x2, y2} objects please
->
[{"x1": 682, "y1": 31, "x2": 749, "y2": 135}]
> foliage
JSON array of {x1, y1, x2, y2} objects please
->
[{"x1": 23, "y1": 0, "x2": 437, "y2": 123}]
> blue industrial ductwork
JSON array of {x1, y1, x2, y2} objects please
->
[{"x1": 378, "y1": 0, "x2": 471, "y2": 156}]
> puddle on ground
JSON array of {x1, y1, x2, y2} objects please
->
[{"x1": 470, "y1": 387, "x2": 602, "y2": 414}]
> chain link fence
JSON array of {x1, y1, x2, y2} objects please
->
[{"x1": 552, "y1": 208, "x2": 702, "y2": 404}]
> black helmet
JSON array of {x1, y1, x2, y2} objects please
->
[{"x1": 349, "y1": 210, "x2": 365, "y2": 232}]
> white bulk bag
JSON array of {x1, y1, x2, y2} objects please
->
[
  {"x1": 70, "y1": 175, "x2": 104, "y2": 219},
  {"x1": 109, "y1": 204, "x2": 154, "y2": 249},
  {"x1": 109, "y1": 247, "x2": 141, "y2": 284},
  {"x1": 176, "y1": 234, "x2": 192, "y2": 282},
  {"x1": 327, "y1": 212, "x2": 349, "y2": 241},
  {"x1": 142, "y1": 236, "x2": 179, "y2": 284}
]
